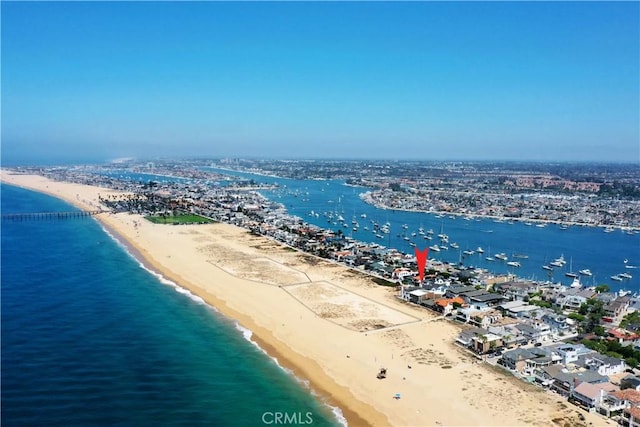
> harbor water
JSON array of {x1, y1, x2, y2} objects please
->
[{"x1": 206, "y1": 168, "x2": 640, "y2": 293}]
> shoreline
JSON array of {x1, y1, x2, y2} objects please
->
[
  {"x1": 0, "y1": 174, "x2": 387, "y2": 426},
  {"x1": 1, "y1": 171, "x2": 613, "y2": 427},
  {"x1": 359, "y1": 192, "x2": 640, "y2": 232}
]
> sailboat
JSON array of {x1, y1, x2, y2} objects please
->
[
  {"x1": 565, "y1": 257, "x2": 578, "y2": 278},
  {"x1": 485, "y1": 246, "x2": 494, "y2": 261}
]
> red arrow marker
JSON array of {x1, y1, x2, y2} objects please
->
[{"x1": 414, "y1": 247, "x2": 429, "y2": 283}]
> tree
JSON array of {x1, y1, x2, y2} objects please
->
[
  {"x1": 594, "y1": 326, "x2": 606, "y2": 336},
  {"x1": 595, "y1": 284, "x2": 610, "y2": 293}
]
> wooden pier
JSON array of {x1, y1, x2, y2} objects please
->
[{"x1": 1, "y1": 210, "x2": 106, "y2": 221}]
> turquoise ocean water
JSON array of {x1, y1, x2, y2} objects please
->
[{"x1": 1, "y1": 183, "x2": 343, "y2": 426}]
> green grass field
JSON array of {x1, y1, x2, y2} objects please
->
[{"x1": 144, "y1": 214, "x2": 215, "y2": 225}]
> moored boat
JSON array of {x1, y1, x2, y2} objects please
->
[{"x1": 579, "y1": 269, "x2": 592, "y2": 276}]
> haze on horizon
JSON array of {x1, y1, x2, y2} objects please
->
[{"x1": 1, "y1": 1, "x2": 638, "y2": 166}]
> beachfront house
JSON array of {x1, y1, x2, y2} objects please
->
[
  {"x1": 599, "y1": 389, "x2": 640, "y2": 418},
  {"x1": 501, "y1": 348, "x2": 550, "y2": 373},
  {"x1": 571, "y1": 381, "x2": 618, "y2": 410},
  {"x1": 407, "y1": 289, "x2": 430, "y2": 305},
  {"x1": 455, "y1": 327, "x2": 489, "y2": 349},
  {"x1": 488, "y1": 324, "x2": 524, "y2": 348},
  {"x1": 470, "y1": 332, "x2": 503, "y2": 354},
  {"x1": 622, "y1": 406, "x2": 640, "y2": 427},
  {"x1": 540, "y1": 364, "x2": 608, "y2": 397}
]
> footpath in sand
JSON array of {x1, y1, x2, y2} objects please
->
[{"x1": 1, "y1": 171, "x2": 613, "y2": 427}]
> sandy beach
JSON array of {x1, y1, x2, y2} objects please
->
[{"x1": 1, "y1": 171, "x2": 613, "y2": 427}]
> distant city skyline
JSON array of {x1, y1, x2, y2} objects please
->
[{"x1": 2, "y1": 1, "x2": 638, "y2": 165}]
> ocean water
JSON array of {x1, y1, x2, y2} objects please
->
[
  {"x1": 1, "y1": 184, "x2": 342, "y2": 426},
  {"x1": 205, "y1": 168, "x2": 640, "y2": 293}
]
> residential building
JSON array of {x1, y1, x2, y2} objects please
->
[{"x1": 571, "y1": 381, "x2": 618, "y2": 409}]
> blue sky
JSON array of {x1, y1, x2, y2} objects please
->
[{"x1": 2, "y1": 1, "x2": 638, "y2": 164}]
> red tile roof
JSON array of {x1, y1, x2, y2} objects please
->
[
  {"x1": 612, "y1": 389, "x2": 640, "y2": 404},
  {"x1": 625, "y1": 405, "x2": 640, "y2": 420},
  {"x1": 435, "y1": 297, "x2": 465, "y2": 308}
]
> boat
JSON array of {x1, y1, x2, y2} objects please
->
[
  {"x1": 429, "y1": 244, "x2": 441, "y2": 252},
  {"x1": 611, "y1": 275, "x2": 624, "y2": 282},
  {"x1": 579, "y1": 269, "x2": 592, "y2": 276},
  {"x1": 463, "y1": 250, "x2": 475, "y2": 256},
  {"x1": 570, "y1": 277, "x2": 582, "y2": 288},
  {"x1": 512, "y1": 254, "x2": 528, "y2": 259},
  {"x1": 495, "y1": 253, "x2": 508, "y2": 261},
  {"x1": 485, "y1": 256, "x2": 495, "y2": 261},
  {"x1": 450, "y1": 242, "x2": 459, "y2": 249},
  {"x1": 542, "y1": 265, "x2": 553, "y2": 271},
  {"x1": 507, "y1": 261, "x2": 521, "y2": 267},
  {"x1": 620, "y1": 272, "x2": 633, "y2": 279},
  {"x1": 564, "y1": 258, "x2": 577, "y2": 278},
  {"x1": 476, "y1": 247, "x2": 484, "y2": 253},
  {"x1": 549, "y1": 255, "x2": 567, "y2": 268}
]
